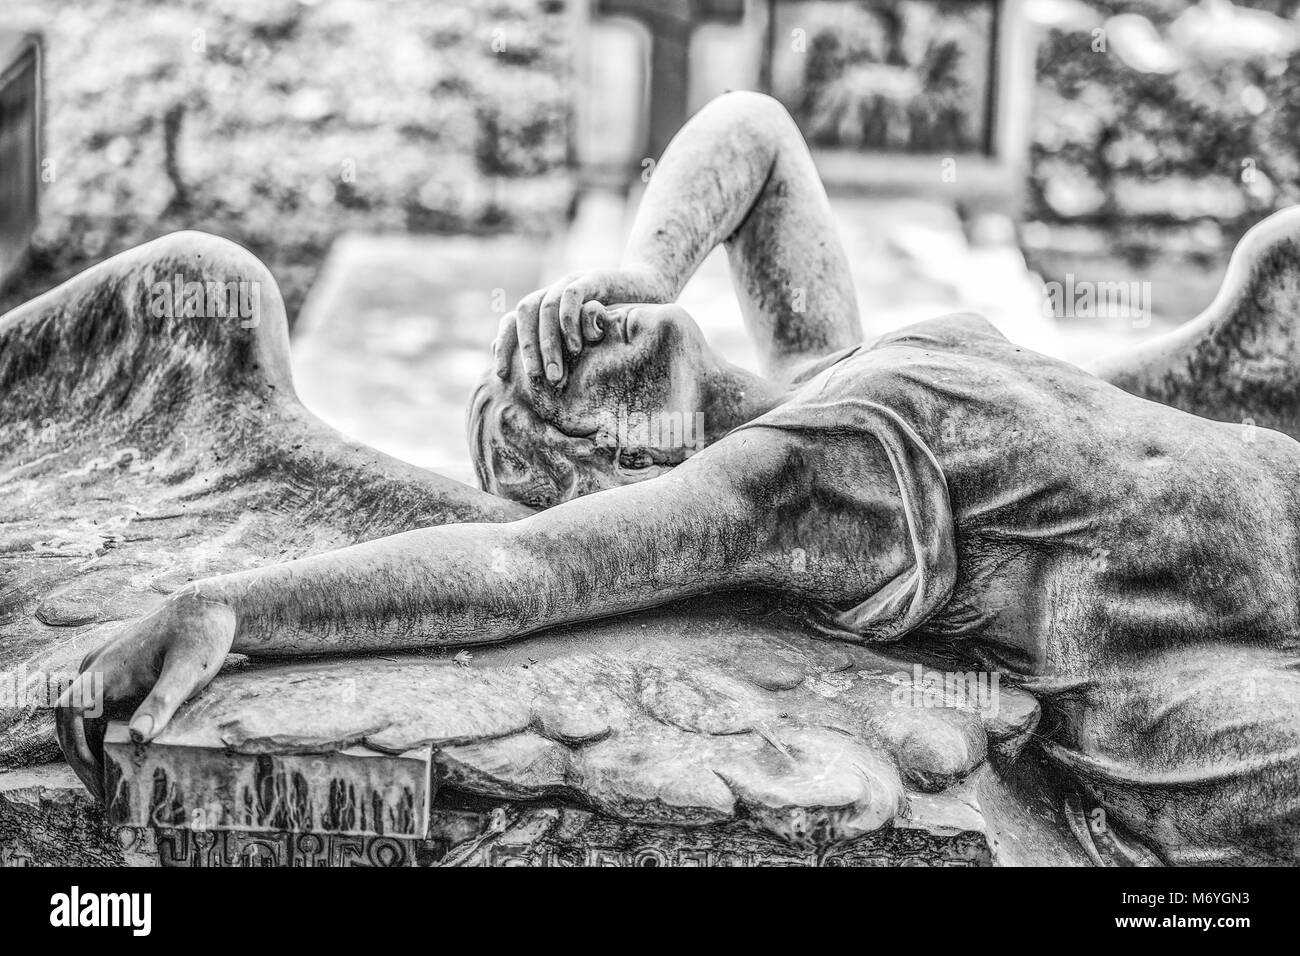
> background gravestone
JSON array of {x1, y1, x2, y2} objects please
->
[{"x1": 571, "y1": 0, "x2": 1035, "y2": 211}]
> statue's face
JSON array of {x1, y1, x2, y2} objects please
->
[
  {"x1": 500, "y1": 302, "x2": 714, "y2": 488},
  {"x1": 538, "y1": 303, "x2": 706, "y2": 430}
]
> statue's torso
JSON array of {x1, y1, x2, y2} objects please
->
[{"x1": 770, "y1": 313, "x2": 1300, "y2": 680}]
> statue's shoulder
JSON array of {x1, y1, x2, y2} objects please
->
[
  {"x1": 870, "y1": 312, "x2": 1008, "y2": 353},
  {"x1": 785, "y1": 313, "x2": 1008, "y2": 387}
]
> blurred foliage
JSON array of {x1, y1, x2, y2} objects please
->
[
  {"x1": 4, "y1": 0, "x2": 1295, "y2": 321},
  {"x1": 1, "y1": 0, "x2": 572, "y2": 321},
  {"x1": 1030, "y1": 0, "x2": 1300, "y2": 231}
]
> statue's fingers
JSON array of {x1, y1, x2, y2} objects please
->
[
  {"x1": 55, "y1": 675, "x2": 95, "y2": 761},
  {"x1": 493, "y1": 311, "x2": 519, "y2": 379},
  {"x1": 514, "y1": 291, "x2": 545, "y2": 383},
  {"x1": 79, "y1": 644, "x2": 101, "y2": 673},
  {"x1": 558, "y1": 285, "x2": 588, "y2": 353},
  {"x1": 56, "y1": 673, "x2": 104, "y2": 801},
  {"x1": 128, "y1": 652, "x2": 202, "y2": 743},
  {"x1": 538, "y1": 282, "x2": 567, "y2": 384},
  {"x1": 77, "y1": 633, "x2": 119, "y2": 675},
  {"x1": 580, "y1": 300, "x2": 608, "y2": 342}
]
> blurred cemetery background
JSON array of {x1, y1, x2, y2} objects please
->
[{"x1": 1, "y1": 0, "x2": 1298, "y2": 481}]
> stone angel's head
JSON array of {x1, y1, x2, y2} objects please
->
[{"x1": 467, "y1": 302, "x2": 718, "y2": 508}]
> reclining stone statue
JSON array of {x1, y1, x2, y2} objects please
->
[{"x1": 11, "y1": 92, "x2": 1300, "y2": 865}]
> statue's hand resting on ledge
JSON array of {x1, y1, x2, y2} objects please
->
[{"x1": 58, "y1": 589, "x2": 236, "y2": 797}]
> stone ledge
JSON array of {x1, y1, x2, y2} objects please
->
[
  {"x1": 89, "y1": 613, "x2": 1041, "y2": 853},
  {"x1": 2, "y1": 755, "x2": 1089, "y2": 867}
]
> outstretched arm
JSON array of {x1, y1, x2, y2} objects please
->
[
  {"x1": 206, "y1": 431, "x2": 795, "y2": 656},
  {"x1": 501, "y1": 91, "x2": 862, "y2": 385},
  {"x1": 58, "y1": 421, "x2": 912, "y2": 797},
  {"x1": 57, "y1": 426, "x2": 876, "y2": 747}
]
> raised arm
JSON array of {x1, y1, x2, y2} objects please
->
[
  {"x1": 501, "y1": 91, "x2": 862, "y2": 386},
  {"x1": 627, "y1": 90, "x2": 862, "y2": 375}
]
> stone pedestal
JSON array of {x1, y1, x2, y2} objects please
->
[{"x1": 2, "y1": 752, "x2": 1087, "y2": 867}]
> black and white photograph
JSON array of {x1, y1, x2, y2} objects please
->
[{"x1": 0, "y1": 0, "x2": 1296, "y2": 925}]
